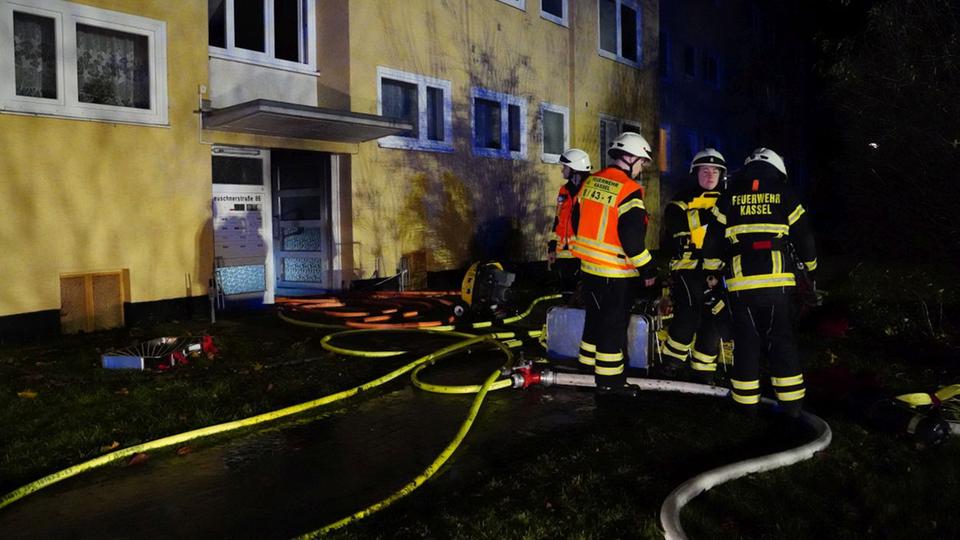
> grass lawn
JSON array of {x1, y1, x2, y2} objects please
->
[{"x1": 1, "y1": 256, "x2": 958, "y2": 539}]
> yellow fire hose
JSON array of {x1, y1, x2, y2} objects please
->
[
  {"x1": 298, "y1": 370, "x2": 504, "y2": 538},
  {"x1": 0, "y1": 331, "x2": 498, "y2": 512},
  {"x1": 896, "y1": 384, "x2": 960, "y2": 408},
  {"x1": 1, "y1": 294, "x2": 560, "y2": 536}
]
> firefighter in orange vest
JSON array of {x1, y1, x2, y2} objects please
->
[
  {"x1": 571, "y1": 132, "x2": 656, "y2": 400},
  {"x1": 703, "y1": 148, "x2": 817, "y2": 418},
  {"x1": 547, "y1": 148, "x2": 591, "y2": 293},
  {"x1": 660, "y1": 148, "x2": 727, "y2": 383}
]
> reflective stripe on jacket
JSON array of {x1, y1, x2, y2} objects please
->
[{"x1": 704, "y1": 166, "x2": 817, "y2": 292}]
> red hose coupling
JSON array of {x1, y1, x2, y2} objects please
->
[{"x1": 511, "y1": 365, "x2": 542, "y2": 388}]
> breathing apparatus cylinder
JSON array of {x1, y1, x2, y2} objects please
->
[{"x1": 863, "y1": 398, "x2": 950, "y2": 446}]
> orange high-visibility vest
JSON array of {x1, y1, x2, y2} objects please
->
[{"x1": 571, "y1": 167, "x2": 645, "y2": 277}]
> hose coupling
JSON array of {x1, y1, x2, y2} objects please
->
[{"x1": 510, "y1": 363, "x2": 544, "y2": 389}]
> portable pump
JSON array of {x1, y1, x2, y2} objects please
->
[{"x1": 459, "y1": 262, "x2": 516, "y2": 316}]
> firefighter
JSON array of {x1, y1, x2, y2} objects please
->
[
  {"x1": 547, "y1": 148, "x2": 591, "y2": 293},
  {"x1": 570, "y1": 132, "x2": 656, "y2": 400},
  {"x1": 660, "y1": 149, "x2": 727, "y2": 383},
  {"x1": 702, "y1": 148, "x2": 817, "y2": 417}
]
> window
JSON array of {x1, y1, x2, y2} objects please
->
[
  {"x1": 0, "y1": 0, "x2": 168, "y2": 125},
  {"x1": 208, "y1": 0, "x2": 316, "y2": 72},
  {"x1": 497, "y1": 0, "x2": 526, "y2": 10},
  {"x1": 540, "y1": 102, "x2": 569, "y2": 163},
  {"x1": 598, "y1": 0, "x2": 642, "y2": 67},
  {"x1": 702, "y1": 51, "x2": 719, "y2": 87},
  {"x1": 377, "y1": 67, "x2": 453, "y2": 152},
  {"x1": 683, "y1": 45, "x2": 696, "y2": 78},
  {"x1": 541, "y1": 0, "x2": 567, "y2": 26},
  {"x1": 599, "y1": 115, "x2": 642, "y2": 168},
  {"x1": 472, "y1": 87, "x2": 527, "y2": 160}
]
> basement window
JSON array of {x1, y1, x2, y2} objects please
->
[
  {"x1": 377, "y1": 67, "x2": 453, "y2": 152},
  {"x1": 472, "y1": 87, "x2": 527, "y2": 160},
  {"x1": 0, "y1": 0, "x2": 168, "y2": 125},
  {"x1": 208, "y1": 0, "x2": 317, "y2": 73},
  {"x1": 598, "y1": 0, "x2": 642, "y2": 67}
]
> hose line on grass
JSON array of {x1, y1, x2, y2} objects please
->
[
  {"x1": 0, "y1": 331, "x2": 496, "y2": 511},
  {"x1": 659, "y1": 400, "x2": 831, "y2": 540},
  {"x1": 539, "y1": 372, "x2": 832, "y2": 540}
]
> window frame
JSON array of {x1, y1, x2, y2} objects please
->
[
  {"x1": 540, "y1": 0, "x2": 568, "y2": 27},
  {"x1": 496, "y1": 0, "x2": 526, "y2": 11},
  {"x1": 0, "y1": 0, "x2": 168, "y2": 125},
  {"x1": 471, "y1": 87, "x2": 527, "y2": 160},
  {"x1": 539, "y1": 101, "x2": 569, "y2": 164},
  {"x1": 376, "y1": 66, "x2": 454, "y2": 153},
  {"x1": 207, "y1": 0, "x2": 317, "y2": 74},
  {"x1": 596, "y1": 0, "x2": 643, "y2": 68}
]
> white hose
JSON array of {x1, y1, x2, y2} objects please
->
[{"x1": 541, "y1": 371, "x2": 832, "y2": 540}]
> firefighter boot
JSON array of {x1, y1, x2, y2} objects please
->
[
  {"x1": 780, "y1": 399, "x2": 803, "y2": 419},
  {"x1": 691, "y1": 369, "x2": 716, "y2": 386}
]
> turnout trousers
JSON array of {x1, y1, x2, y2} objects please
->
[
  {"x1": 728, "y1": 288, "x2": 805, "y2": 411},
  {"x1": 662, "y1": 270, "x2": 722, "y2": 374},
  {"x1": 577, "y1": 273, "x2": 635, "y2": 387}
]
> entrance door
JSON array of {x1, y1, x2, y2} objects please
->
[{"x1": 272, "y1": 150, "x2": 333, "y2": 294}]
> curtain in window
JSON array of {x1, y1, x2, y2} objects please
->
[
  {"x1": 76, "y1": 24, "x2": 150, "y2": 109},
  {"x1": 13, "y1": 12, "x2": 57, "y2": 98}
]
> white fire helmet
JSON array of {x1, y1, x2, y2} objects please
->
[
  {"x1": 689, "y1": 148, "x2": 727, "y2": 174},
  {"x1": 744, "y1": 147, "x2": 787, "y2": 176},
  {"x1": 608, "y1": 132, "x2": 652, "y2": 161},
  {"x1": 559, "y1": 148, "x2": 592, "y2": 172}
]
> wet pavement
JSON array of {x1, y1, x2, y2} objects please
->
[{"x1": 0, "y1": 357, "x2": 598, "y2": 539}]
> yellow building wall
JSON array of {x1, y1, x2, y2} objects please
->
[
  {"x1": 347, "y1": 0, "x2": 660, "y2": 276},
  {"x1": 0, "y1": 0, "x2": 210, "y2": 318}
]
